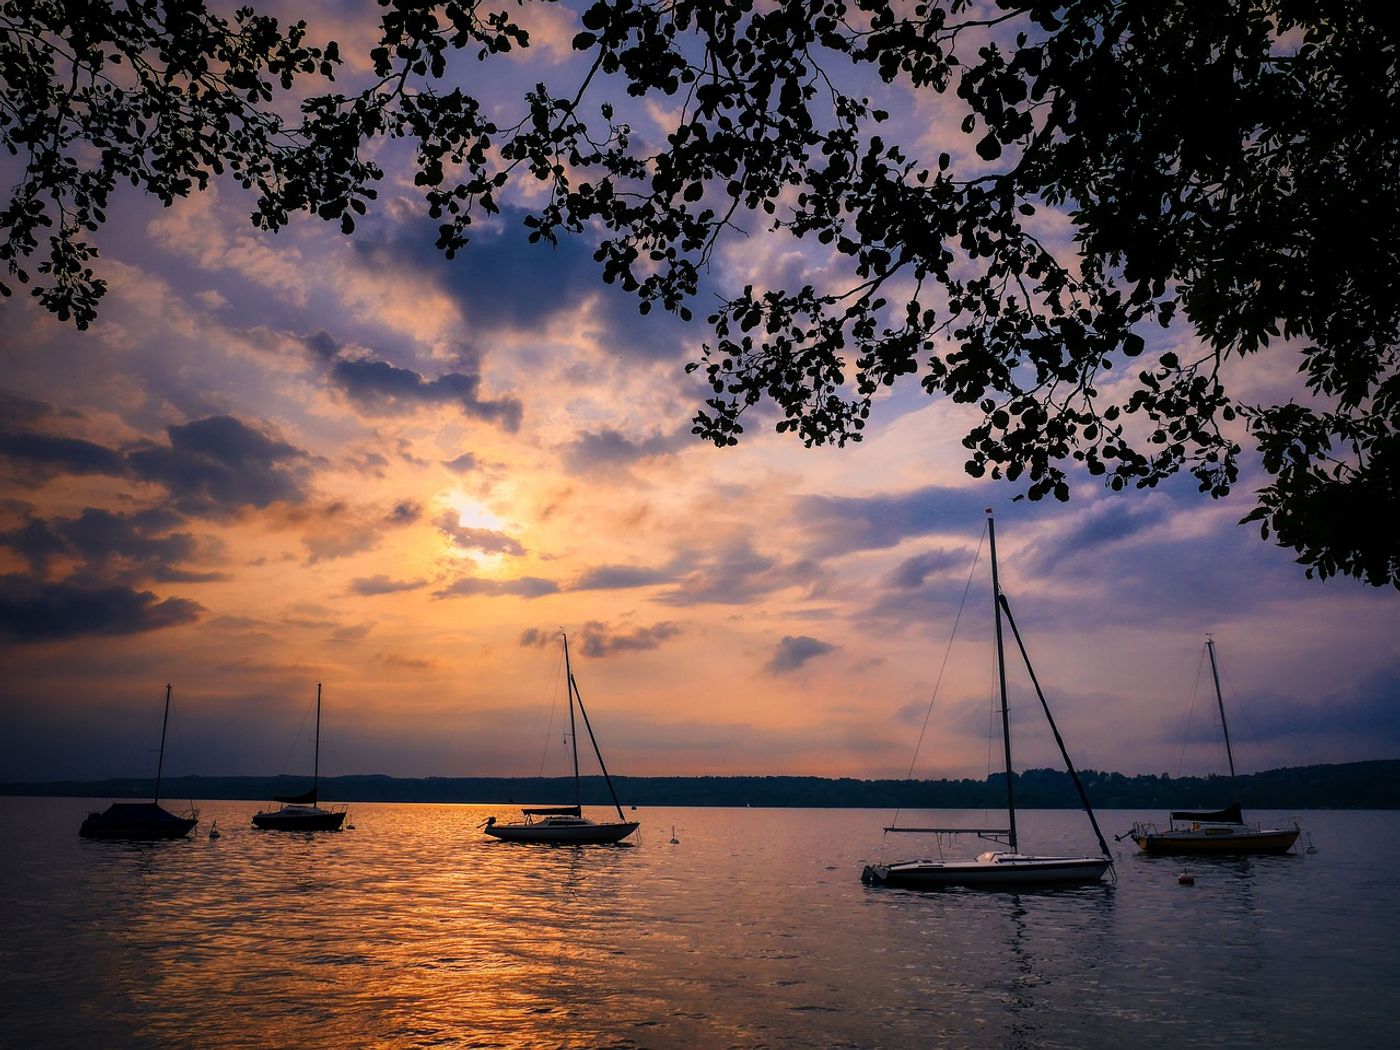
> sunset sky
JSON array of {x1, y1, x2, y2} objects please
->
[{"x1": 2, "y1": 1, "x2": 1397, "y2": 787}]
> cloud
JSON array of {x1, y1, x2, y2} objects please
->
[
  {"x1": 352, "y1": 209, "x2": 696, "y2": 362},
  {"x1": 435, "y1": 576, "x2": 559, "y2": 599},
  {"x1": 387, "y1": 500, "x2": 423, "y2": 525},
  {"x1": 765, "y1": 635, "x2": 839, "y2": 674},
  {"x1": 126, "y1": 416, "x2": 314, "y2": 517},
  {"x1": 519, "y1": 626, "x2": 554, "y2": 648},
  {"x1": 796, "y1": 485, "x2": 989, "y2": 556},
  {"x1": 0, "y1": 575, "x2": 203, "y2": 641},
  {"x1": 1021, "y1": 498, "x2": 1173, "y2": 578},
  {"x1": 563, "y1": 427, "x2": 682, "y2": 473},
  {"x1": 329, "y1": 357, "x2": 523, "y2": 430},
  {"x1": 571, "y1": 563, "x2": 675, "y2": 591},
  {"x1": 0, "y1": 428, "x2": 126, "y2": 484},
  {"x1": 885, "y1": 548, "x2": 967, "y2": 590},
  {"x1": 350, "y1": 574, "x2": 428, "y2": 596},
  {"x1": 658, "y1": 541, "x2": 822, "y2": 606},
  {"x1": 576, "y1": 620, "x2": 682, "y2": 657},
  {"x1": 0, "y1": 508, "x2": 221, "y2": 584},
  {"x1": 436, "y1": 509, "x2": 526, "y2": 556},
  {"x1": 377, "y1": 651, "x2": 440, "y2": 671},
  {"x1": 443, "y1": 452, "x2": 478, "y2": 473}
]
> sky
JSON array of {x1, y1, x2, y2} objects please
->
[{"x1": 2, "y1": 1, "x2": 1397, "y2": 786}]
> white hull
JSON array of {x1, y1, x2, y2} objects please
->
[
  {"x1": 484, "y1": 819, "x2": 638, "y2": 845},
  {"x1": 863, "y1": 852, "x2": 1110, "y2": 889}
]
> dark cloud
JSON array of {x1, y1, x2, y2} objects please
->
[
  {"x1": 1020, "y1": 499, "x2": 1172, "y2": 578},
  {"x1": 796, "y1": 486, "x2": 990, "y2": 556},
  {"x1": 350, "y1": 575, "x2": 427, "y2": 596},
  {"x1": 520, "y1": 626, "x2": 553, "y2": 648},
  {"x1": 571, "y1": 563, "x2": 675, "y2": 591},
  {"x1": 436, "y1": 510, "x2": 526, "y2": 556},
  {"x1": 435, "y1": 576, "x2": 559, "y2": 599},
  {"x1": 563, "y1": 427, "x2": 683, "y2": 474},
  {"x1": 0, "y1": 575, "x2": 203, "y2": 641},
  {"x1": 0, "y1": 429, "x2": 125, "y2": 484},
  {"x1": 766, "y1": 634, "x2": 839, "y2": 674},
  {"x1": 329, "y1": 358, "x2": 522, "y2": 430},
  {"x1": 577, "y1": 620, "x2": 682, "y2": 657},
  {"x1": 303, "y1": 329, "x2": 340, "y2": 361},
  {"x1": 0, "y1": 508, "x2": 221, "y2": 584},
  {"x1": 885, "y1": 548, "x2": 967, "y2": 590},
  {"x1": 126, "y1": 416, "x2": 313, "y2": 517},
  {"x1": 388, "y1": 500, "x2": 423, "y2": 525},
  {"x1": 1186, "y1": 665, "x2": 1400, "y2": 752},
  {"x1": 443, "y1": 452, "x2": 478, "y2": 473},
  {"x1": 353, "y1": 210, "x2": 695, "y2": 363},
  {"x1": 658, "y1": 542, "x2": 823, "y2": 606}
]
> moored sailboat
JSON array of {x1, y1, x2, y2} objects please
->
[
  {"x1": 1127, "y1": 638, "x2": 1299, "y2": 855},
  {"x1": 252, "y1": 683, "x2": 347, "y2": 831},
  {"x1": 79, "y1": 684, "x2": 199, "y2": 840},
  {"x1": 862, "y1": 512, "x2": 1112, "y2": 889},
  {"x1": 483, "y1": 631, "x2": 639, "y2": 845}
]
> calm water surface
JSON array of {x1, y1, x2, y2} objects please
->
[{"x1": 1, "y1": 800, "x2": 1396, "y2": 1048}]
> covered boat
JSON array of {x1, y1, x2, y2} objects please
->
[{"x1": 80, "y1": 684, "x2": 198, "y2": 840}]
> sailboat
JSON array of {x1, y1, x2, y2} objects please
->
[
  {"x1": 483, "y1": 631, "x2": 639, "y2": 845},
  {"x1": 1127, "y1": 638, "x2": 1300, "y2": 855},
  {"x1": 252, "y1": 683, "x2": 347, "y2": 831},
  {"x1": 79, "y1": 684, "x2": 199, "y2": 840},
  {"x1": 862, "y1": 512, "x2": 1113, "y2": 889}
]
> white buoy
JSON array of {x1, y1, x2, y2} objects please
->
[
  {"x1": 669, "y1": 825, "x2": 679, "y2": 844},
  {"x1": 1178, "y1": 870, "x2": 1195, "y2": 886}
]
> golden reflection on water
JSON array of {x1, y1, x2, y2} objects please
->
[{"x1": 2, "y1": 801, "x2": 1398, "y2": 1047}]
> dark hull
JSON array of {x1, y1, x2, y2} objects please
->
[
  {"x1": 1132, "y1": 827, "x2": 1299, "y2": 855},
  {"x1": 80, "y1": 810, "x2": 197, "y2": 840},
  {"x1": 252, "y1": 809, "x2": 346, "y2": 831},
  {"x1": 484, "y1": 820, "x2": 638, "y2": 845}
]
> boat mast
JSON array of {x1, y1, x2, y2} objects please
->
[
  {"x1": 313, "y1": 682, "x2": 322, "y2": 801},
  {"x1": 1206, "y1": 637, "x2": 1237, "y2": 796},
  {"x1": 986, "y1": 511, "x2": 1017, "y2": 853},
  {"x1": 562, "y1": 632, "x2": 582, "y2": 810},
  {"x1": 570, "y1": 670, "x2": 631, "y2": 823},
  {"x1": 154, "y1": 683, "x2": 172, "y2": 805}
]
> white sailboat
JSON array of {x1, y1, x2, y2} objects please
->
[
  {"x1": 862, "y1": 512, "x2": 1113, "y2": 889},
  {"x1": 483, "y1": 631, "x2": 639, "y2": 845},
  {"x1": 1126, "y1": 637, "x2": 1300, "y2": 855}
]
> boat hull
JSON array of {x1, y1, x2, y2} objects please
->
[
  {"x1": 252, "y1": 807, "x2": 347, "y2": 831},
  {"x1": 79, "y1": 803, "x2": 198, "y2": 840},
  {"x1": 1131, "y1": 826, "x2": 1299, "y2": 855},
  {"x1": 862, "y1": 854, "x2": 1110, "y2": 889},
  {"x1": 484, "y1": 820, "x2": 639, "y2": 845}
]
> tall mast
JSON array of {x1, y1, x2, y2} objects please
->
[
  {"x1": 562, "y1": 632, "x2": 582, "y2": 809},
  {"x1": 313, "y1": 682, "x2": 322, "y2": 799},
  {"x1": 154, "y1": 683, "x2": 172, "y2": 805},
  {"x1": 986, "y1": 511, "x2": 1017, "y2": 853},
  {"x1": 1206, "y1": 637, "x2": 1237, "y2": 796}
]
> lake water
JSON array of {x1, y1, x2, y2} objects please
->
[{"x1": 1, "y1": 799, "x2": 1396, "y2": 1048}]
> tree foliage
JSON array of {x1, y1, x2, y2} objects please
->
[{"x1": 2, "y1": 0, "x2": 1397, "y2": 586}]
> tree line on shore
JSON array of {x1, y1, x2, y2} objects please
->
[{"x1": 5, "y1": 760, "x2": 1395, "y2": 809}]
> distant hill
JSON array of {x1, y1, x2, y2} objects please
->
[{"x1": 3, "y1": 759, "x2": 1397, "y2": 808}]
